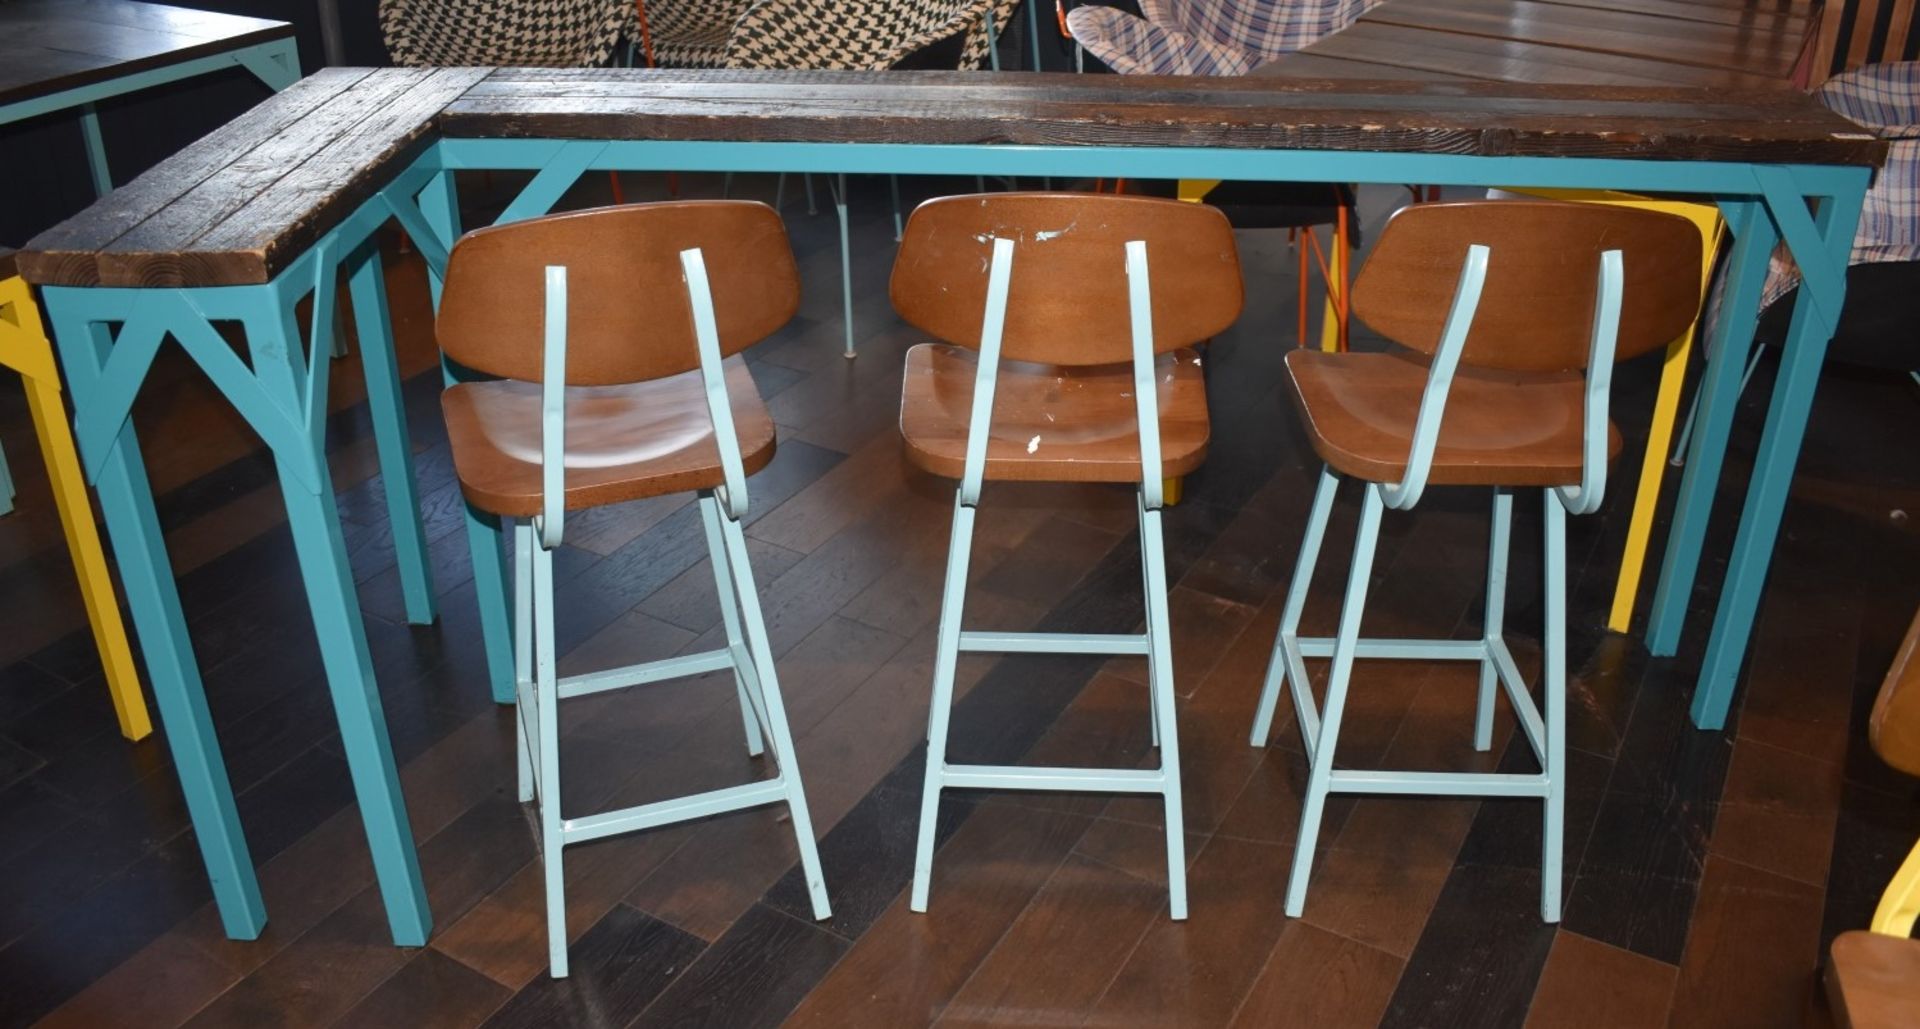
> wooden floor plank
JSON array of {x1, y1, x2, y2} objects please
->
[
  {"x1": 335, "y1": 949, "x2": 512, "y2": 1029},
  {"x1": 628, "y1": 903, "x2": 849, "y2": 1028},
  {"x1": 1668, "y1": 856, "x2": 1828, "y2": 1029},
  {"x1": 1521, "y1": 930, "x2": 1677, "y2": 1029},
  {"x1": 934, "y1": 854, "x2": 1166, "y2": 1029},
  {"x1": 475, "y1": 905, "x2": 706, "y2": 1029},
  {"x1": 1230, "y1": 921, "x2": 1404, "y2": 1029}
]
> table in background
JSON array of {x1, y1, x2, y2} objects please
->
[
  {"x1": 0, "y1": 0, "x2": 299, "y2": 196},
  {"x1": 1262, "y1": 0, "x2": 1814, "y2": 86}
]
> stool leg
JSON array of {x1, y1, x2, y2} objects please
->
[
  {"x1": 1286, "y1": 482, "x2": 1385, "y2": 918},
  {"x1": 1252, "y1": 467, "x2": 1338, "y2": 747},
  {"x1": 700, "y1": 493, "x2": 765, "y2": 757},
  {"x1": 1542, "y1": 490, "x2": 1568, "y2": 922},
  {"x1": 804, "y1": 173, "x2": 817, "y2": 216},
  {"x1": 0, "y1": 436, "x2": 12, "y2": 514},
  {"x1": 717, "y1": 505, "x2": 831, "y2": 920},
  {"x1": 1137, "y1": 520, "x2": 1159, "y2": 749},
  {"x1": 890, "y1": 176, "x2": 904, "y2": 243},
  {"x1": 513, "y1": 522, "x2": 534, "y2": 803},
  {"x1": 532, "y1": 539, "x2": 568, "y2": 977},
  {"x1": 912, "y1": 493, "x2": 978, "y2": 913},
  {"x1": 833, "y1": 175, "x2": 855, "y2": 359},
  {"x1": 1476, "y1": 488, "x2": 1512, "y2": 752},
  {"x1": 1140, "y1": 493, "x2": 1188, "y2": 919}
]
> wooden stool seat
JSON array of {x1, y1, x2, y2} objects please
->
[
  {"x1": 900, "y1": 342, "x2": 1209, "y2": 483},
  {"x1": 443, "y1": 355, "x2": 774, "y2": 518},
  {"x1": 1286, "y1": 347, "x2": 1623, "y2": 488},
  {"x1": 1828, "y1": 930, "x2": 1920, "y2": 1028}
]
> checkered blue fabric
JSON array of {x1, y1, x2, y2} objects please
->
[
  {"x1": 1066, "y1": 0, "x2": 1383, "y2": 76},
  {"x1": 1763, "y1": 61, "x2": 1920, "y2": 307}
]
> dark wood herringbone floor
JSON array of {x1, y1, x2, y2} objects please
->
[{"x1": 0, "y1": 175, "x2": 1916, "y2": 1028}]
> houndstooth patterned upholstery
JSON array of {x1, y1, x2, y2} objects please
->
[
  {"x1": 628, "y1": 0, "x2": 754, "y2": 68},
  {"x1": 1760, "y1": 61, "x2": 1920, "y2": 307},
  {"x1": 1067, "y1": 0, "x2": 1385, "y2": 76},
  {"x1": 725, "y1": 0, "x2": 1024, "y2": 72},
  {"x1": 382, "y1": 0, "x2": 628, "y2": 67}
]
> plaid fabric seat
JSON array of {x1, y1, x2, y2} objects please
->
[
  {"x1": 381, "y1": 0, "x2": 627, "y2": 66},
  {"x1": 1762, "y1": 61, "x2": 1920, "y2": 307},
  {"x1": 628, "y1": 0, "x2": 753, "y2": 68},
  {"x1": 725, "y1": 0, "x2": 1023, "y2": 71},
  {"x1": 1066, "y1": 0, "x2": 1383, "y2": 76}
]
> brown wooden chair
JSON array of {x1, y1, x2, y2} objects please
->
[
  {"x1": 893, "y1": 192, "x2": 1244, "y2": 920},
  {"x1": 1827, "y1": 604, "x2": 1920, "y2": 1028},
  {"x1": 436, "y1": 200, "x2": 831, "y2": 977},
  {"x1": 1246, "y1": 199, "x2": 1703, "y2": 922}
]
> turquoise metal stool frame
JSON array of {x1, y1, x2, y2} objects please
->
[
  {"x1": 1247, "y1": 200, "x2": 1699, "y2": 921},
  {"x1": 894, "y1": 198, "x2": 1231, "y2": 920},
  {"x1": 485, "y1": 245, "x2": 831, "y2": 978},
  {"x1": 30, "y1": 116, "x2": 1867, "y2": 942}
]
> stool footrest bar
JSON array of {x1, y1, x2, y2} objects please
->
[
  {"x1": 556, "y1": 648, "x2": 735, "y2": 700},
  {"x1": 939, "y1": 764, "x2": 1168, "y2": 792},
  {"x1": 1295, "y1": 637, "x2": 1490, "y2": 660},
  {"x1": 958, "y1": 631, "x2": 1150, "y2": 655},
  {"x1": 1328, "y1": 770, "x2": 1551, "y2": 797},
  {"x1": 561, "y1": 777, "x2": 789, "y2": 845}
]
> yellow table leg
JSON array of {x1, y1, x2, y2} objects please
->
[
  {"x1": 1872, "y1": 837, "x2": 1920, "y2": 937},
  {"x1": 0, "y1": 276, "x2": 152, "y2": 740},
  {"x1": 1317, "y1": 221, "x2": 1345, "y2": 354},
  {"x1": 1495, "y1": 188, "x2": 1724, "y2": 635},
  {"x1": 1176, "y1": 179, "x2": 1220, "y2": 202},
  {"x1": 1607, "y1": 330, "x2": 1692, "y2": 632}
]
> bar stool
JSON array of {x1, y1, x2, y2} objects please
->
[
  {"x1": 1247, "y1": 200, "x2": 1703, "y2": 921},
  {"x1": 894, "y1": 193, "x2": 1244, "y2": 919},
  {"x1": 436, "y1": 201, "x2": 832, "y2": 977}
]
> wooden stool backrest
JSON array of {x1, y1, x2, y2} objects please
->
[
  {"x1": 890, "y1": 192, "x2": 1243, "y2": 365},
  {"x1": 437, "y1": 201, "x2": 799, "y2": 385},
  {"x1": 1352, "y1": 200, "x2": 1704, "y2": 373},
  {"x1": 1873, "y1": 605, "x2": 1920, "y2": 777}
]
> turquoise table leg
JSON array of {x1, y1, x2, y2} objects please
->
[
  {"x1": 0, "y1": 435, "x2": 13, "y2": 514},
  {"x1": 245, "y1": 291, "x2": 431, "y2": 944},
  {"x1": 346, "y1": 244, "x2": 437, "y2": 625},
  {"x1": 79, "y1": 103, "x2": 112, "y2": 196},
  {"x1": 44, "y1": 308, "x2": 267, "y2": 939},
  {"x1": 1645, "y1": 199, "x2": 1775, "y2": 657},
  {"x1": 1689, "y1": 176, "x2": 1867, "y2": 729},
  {"x1": 418, "y1": 169, "x2": 516, "y2": 704}
]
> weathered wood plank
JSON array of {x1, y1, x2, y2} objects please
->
[
  {"x1": 16, "y1": 68, "x2": 374, "y2": 287},
  {"x1": 123, "y1": 67, "x2": 488, "y2": 287},
  {"x1": 18, "y1": 67, "x2": 1886, "y2": 290}
]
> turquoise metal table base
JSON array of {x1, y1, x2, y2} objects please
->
[
  {"x1": 38, "y1": 132, "x2": 1866, "y2": 940},
  {"x1": 0, "y1": 36, "x2": 300, "y2": 196},
  {"x1": 40, "y1": 199, "x2": 440, "y2": 942}
]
